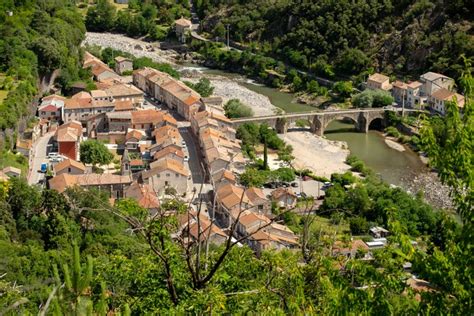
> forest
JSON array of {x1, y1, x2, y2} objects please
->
[{"x1": 196, "y1": 0, "x2": 473, "y2": 82}]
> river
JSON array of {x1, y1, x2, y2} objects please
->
[{"x1": 180, "y1": 65, "x2": 427, "y2": 186}]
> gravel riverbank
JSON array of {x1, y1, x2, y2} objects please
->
[
  {"x1": 84, "y1": 32, "x2": 178, "y2": 64},
  {"x1": 183, "y1": 74, "x2": 279, "y2": 116}
]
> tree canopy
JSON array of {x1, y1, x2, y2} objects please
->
[{"x1": 79, "y1": 140, "x2": 114, "y2": 166}]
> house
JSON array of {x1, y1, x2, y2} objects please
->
[
  {"x1": 106, "y1": 111, "x2": 132, "y2": 132},
  {"x1": 55, "y1": 121, "x2": 82, "y2": 160},
  {"x1": 420, "y1": 72, "x2": 455, "y2": 97},
  {"x1": 211, "y1": 169, "x2": 236, "y2": 188},
  {"x1": 53, "y1": 159, "x2": 86, "y2": 176},
  {"x1": 124, "y1": 181, "x2": 160, "y2": 212},
  {"x1": 131, "y1": 109, "x2": 166, "y2": 133},
  {"x1": 63, "y1": 91, "x2": 115, "y2": 123},
  {"x1": 332, "y1": 239, "x2": 369, "y2": 259},
  {"x1": 39, "y1": 95, "x2": 65, "y2": 122},
  {"x1": 367, "y1": 73, "x2": 392, "y2": 91},
  {"x1": 271, "y1": 187, "x2": 297, "y2": 209},
  {"x1": 369, "y1": 226, "x2": 389, "y2": 238},
  {"x1": 114, "y1": 100, "x2": 134, "y2": 112},
  {"x1": 429, "y1": 88, "x2": 465, "y2": 115},
  {"x1": 83, "y1": 51, "x2": 120, "y2": 81},
  {"x1": 191, "y1": 110, "x2": 234, "y2": 138},
  {"x1": 175, "y1": 17, "x2": 192, "y2": 42},
  {"x1": 405, "y1": 81, "x2": 427, "y2": 108},
  {"x1": 214, "y1": 183, "x2": 270, "y2": 228},
  {"x1": 114, "y1": 56, "x2": 133, "y2": 75},
  {"x1": 391, "y1": 81, "x2": 407, "y2": 105},
  {"x1": 153, "y1": 125, "x2": 182, "y2": 151},
  {"x1": 48, "y1": 173, "x2": 132, "y2": 198},
  {"x1": 2, "y1": 166, "x2": 21, "y2": 178},
  {"x1": 141, "y1": 158, "x2": 188, "y2": 195},
  {"x1": 176, "y1": 209, "x2": 227, "y2": 246},
  {"x1": 105, "y1": 83, "x2": 144, "y2": 106},
  {"x1": 15, "y1": 139, "x2": 32, "y2": 157},
  {"x1": 125, "y1": 129, "x2": 145, "y2": 151},
  {"x1": 130, "y1": 159, "x2": 145, "y2": 172},
  {"x1": 153, "y1": 146, "x2": 185, "y2": 164},
  {"x1": 246, "y1": 222, "x2": 299, "y2": 255}
]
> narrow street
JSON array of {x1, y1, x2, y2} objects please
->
[{"x1": 28, "y1": 132, "x2": 53, "y2": 185}]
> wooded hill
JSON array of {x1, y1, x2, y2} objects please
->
[{"x1": 196, "y1": 0, "x2": 473, "y2": 81}]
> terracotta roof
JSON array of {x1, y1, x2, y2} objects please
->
[
  {"x1": 368, "y1": 73, "x2": 389, "y2": 84},
  {"x1": 216, "y1": 183, "x2": 249, "y2": 210},
  {"x1": 392, "y1": 80, "x2": 407, "y2": 89},
  {"x1": 238, "y1": 211, "x2": 270, "y2": 229},
  {"x1": 90, "y1": 90, "x2": 109, "y2": 99},
  {"x1": 56, "y1": 121, "x2": 82, "y2": 142},
  {"x1": 130, "y1": 159, "x2": 143, "y2": 166},
  {"x1": 105, "y1": 83, "x2": 142, "y2": 98},
  {"x1": 245, "y1": 187, "x2": 266, "y2": 204},
  {"x1": 211, "y1": 169, "x2": 236, "y2": 184},
  {"x1": 154, "y1": 125, "x2": 182, "y2": 144},
  {"x1": 143, "y1": 158, "x2": 188, "y2": 178},
  {"x1": 64, "y1": 97, "x2": 93, "y2": 110},
  {"x1": 131, "y1": 109, "x2": 164, "y2": 125},
  {"x1": 72, "y1": 91, "x2": 92, "y2": 100},
  {"x1": 177, "y1": 210, "x2": 227, "y2": 242},
  {"x1": 126, "y1": 129, "x2": 144, "y2": 142},
  {"x1": 406, "y1": 81, "x2": 422, "y2": 89},
  {"x1": 39, "y1": 104, "x2": 58, "y2": 112},
  {"x1": 48, "y1": 173, "x2": 78, "y2": 193},
  {"x1": 153, "y1": 146, "x2": 185, "y2": 160},
  {"x1": 114, "y1": 100, "x2": 134, "y2": 111},
  {"x1": 333, "y1": 239, "x2": 369, "y2": 253},
  {"x1": 175, "y1": 17, "x2": 192, "y2": 27},
  {"x1": 106, "y1": 111, "x2": 132, "y2": 120},
  {"x1": 271, "y1": 187, "x2": 297, "y2": 199},
  {"x1": 54, "y1": 159, "x2": 86, "y2": 173},
  {"x1": 431, "y1": 88, "x2": 455, "y2": 100},
  {"x1": 42, "y1": 94, "x2": 66, "y2": 102},
  {"x1": 125, "y1": 182, "x2": 160, "y2": 209}
]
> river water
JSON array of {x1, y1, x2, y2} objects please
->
[{"x1": 180, "y1": 65, "x2": 426, "y2": 186}]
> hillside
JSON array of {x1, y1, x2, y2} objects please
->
[{"x1": 196, "y1": 0, "x2": 473, "y2": 81}]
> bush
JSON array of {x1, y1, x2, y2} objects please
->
[
  {"x1": 224, "y1": 99, "x2": 253, "y2": 118},
  {"x1": 385, "y1": 126, "x2": 401, "y2": 138},
  {"x1": 349, "y1": 217, "x2": 369, "y2": 235},
  {"x1": 331, "y1": 172, "x2": 356, "y2": 186},
  {"x1": 352, "y1": 89, "x2": 394, "y2": 108}
]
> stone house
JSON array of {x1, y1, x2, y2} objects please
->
[
  {"x1": 420, "y1": 72, "x2": 455, "y2": 97},
  {"x1": 367, "y1": 73, "x2": 392, "y2": 91},
  {"x1": 141, "y1": 158, "x2": 188, "y2": 195},
  {"x1": 429, "y1": 88, "x2": 465, "y2": 115},
  {"x1": 114, "y1": 56, "x2": 133, "y2": 75},
  {"x1": 53, "y1": 159, "x2": 86, "y2": 176},
  {"x1": 271, "y1": 187, "x2": 297, "y2": 209},
  {"x1": 175, "y1": 17, "x2": 192, "y2": 42},
  {"x1": 55, "y1": 121, "x2": 82, "y2": 161}
]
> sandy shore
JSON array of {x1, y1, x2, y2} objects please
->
[
  {"x1": 184, "y1": 75, "x2": 279, "y2": 116},
  {"x1": 84, "y1": 32, "x2": 177, "y2": 64},
  {"x1": 279, "y1": 131, "x2": 351, "y2": 178}
]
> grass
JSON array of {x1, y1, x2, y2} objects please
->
[
  {"x1": 0, "y1": 151, "x2": 29, "y2": 177},
  {"x1": 77, "y1": 0, "x2": 128, "y2": 16},
  {"x1": 309, "y1": 215, "x2": 350, "y2": 236}
]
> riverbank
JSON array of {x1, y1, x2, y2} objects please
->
[
  {"x1": 182, "y1": 73, "x2": 280, "y2": 116},
  {"x1": 84, "y1": 32, "x2": 178, "y2": 64},
  {"x1": 279, "y1": 131, "x2": 351, "y2": 178}
]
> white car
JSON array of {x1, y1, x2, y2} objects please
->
[
  {"x1": 181, "y1": 140, "x2": 187, "y2": 147},
  {"x1": 48, "y1": 152, "x2": 59, "y2": 159},
  {"x1": 184, "y1": 156, "x2": 189, "y2": 162}
]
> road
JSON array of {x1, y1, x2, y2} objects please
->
[{"x1": 28, "y1": 132, "x2": 54, "y2": 185}]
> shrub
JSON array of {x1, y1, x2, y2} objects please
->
[
  {"x1": 385, "y1": 126, "x2": 401, "y2": 138},
  {"x1": 224, "y1": 99, "x2": 253, "y2": 118},
  {"x1": 350, "y1": 217, "x2": 369, "y2": 235}
]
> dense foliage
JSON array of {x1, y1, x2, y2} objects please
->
[
  {"x1": 86, "y1": 0, "x2": 189, "y2": 40},
  {"x1": 352, "y1": 89, "x2": 394, "y2": 108},
  {"x1": 184, "y1": 78, "x2": 214, "y2": 97},
  {"x1": 197, "y1": 0, "x2": 473, "y2": 82},
  {"x1": 80, "y1": 139, "x2": 114, "y2": 166},
  {"x1": 223, "y1": 98, "x2": 253, "y2": 118},
  {"x1": 0, "y1": 0, "x2": 86, "y2": 132}
]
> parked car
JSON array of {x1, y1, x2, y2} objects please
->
[
  {"x1": 291, "y1": 182, "x2": 299, "y2": 187},
  {"x1": 47, "y1": 152, "x2": 59, "y2": 159},
  {"x1": 184, "y1": 156, "x2": 189, "y2": 162},
  {"x1": 40, "y1": 163, "x2": 48, "y2": 173},
  {"x1": 181, "y1": 140, "x2": 187, "y2": 147}
]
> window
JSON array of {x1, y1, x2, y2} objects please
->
[
  {"x1": 166, "y1": 173, "x2": 170, "y2": 177},
  {"x1": 156, "y1": 174, "x2": 160, "y2": 178},
  {"x1": 68, "y1": 167, "x2": 71, "y2": 172},
  {"x1": 175, "y1": 173, "x2": 179, "y2": 177}
]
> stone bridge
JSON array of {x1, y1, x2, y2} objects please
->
[{"x1": 231, "y1": 108, "x2": 424, "y2": 136}]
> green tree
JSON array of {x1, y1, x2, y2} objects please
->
[
  {"x1": 190, "y1": 78, "x2": 214, "y2": 97},
  {"x1": 224, "y1": 99, "x2": 253, "y2": 118},
  {"x1": 85, "y1": 0, "x2": 117, "y2": 32},
  {"x1": 79, "y1": 140, "x2": 113, "y2": 166},
  {"x1": 349, "y1": 217, "x2": 369, "y2": 235},
  {"x1": 332, "y1": 81, "x2": 353, "y2": 98}
]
